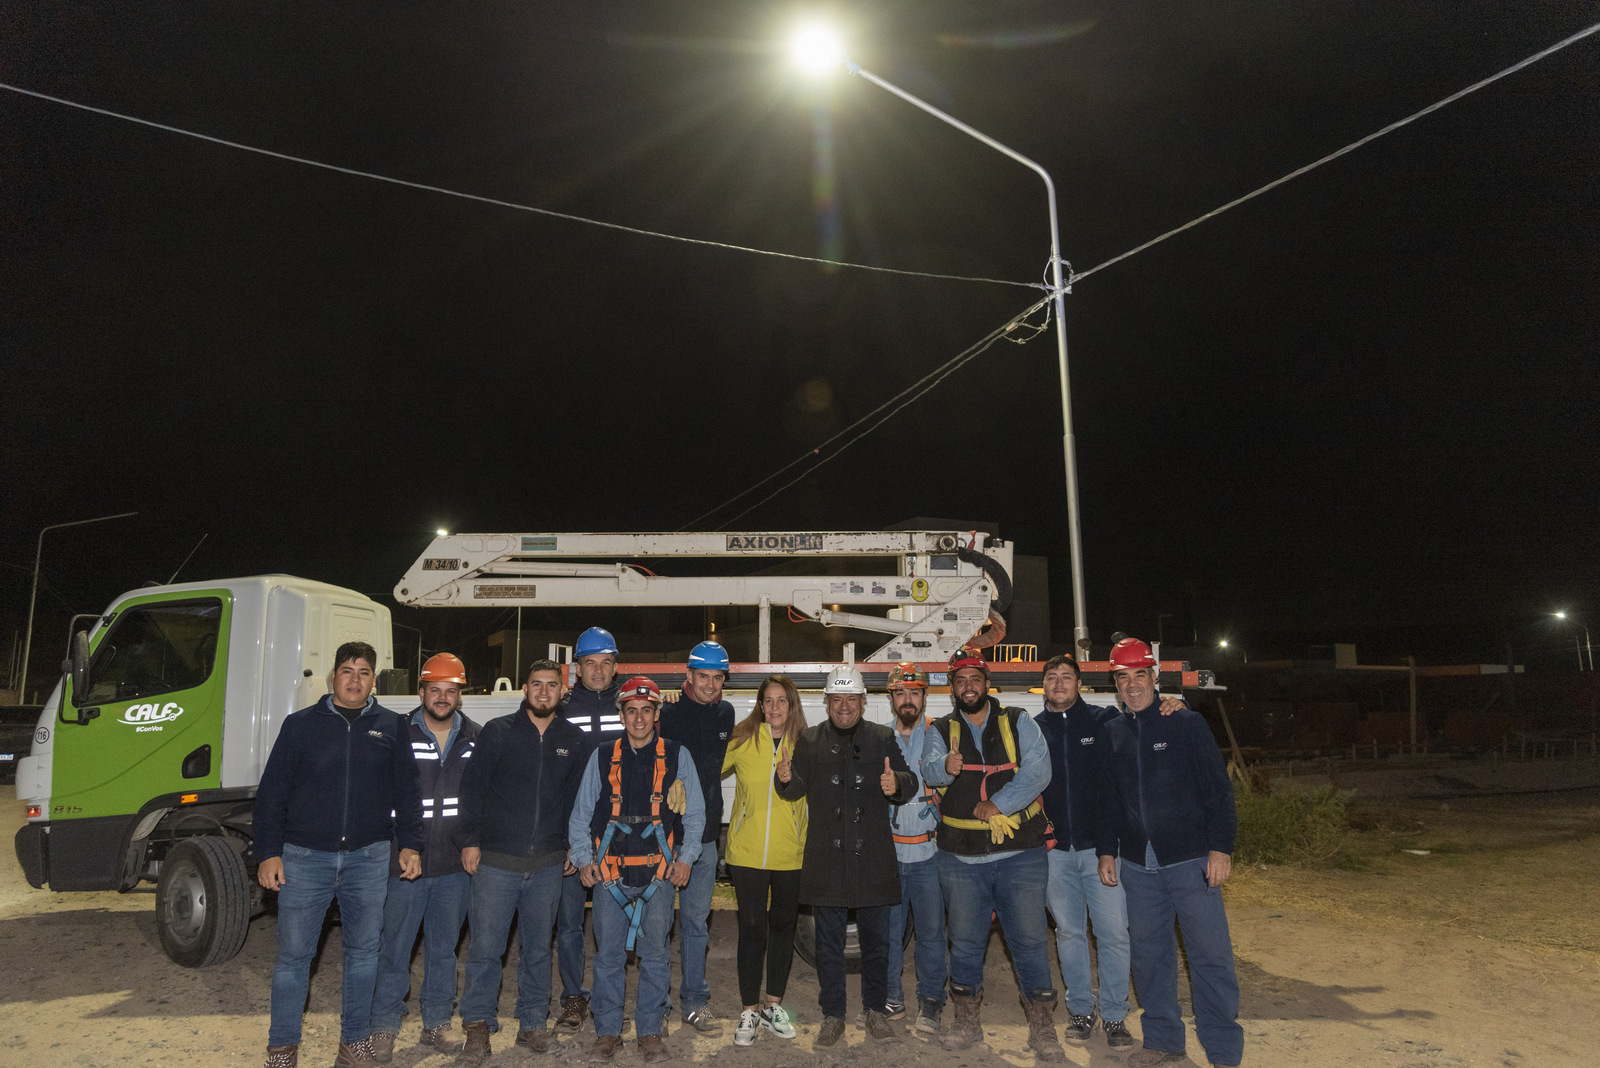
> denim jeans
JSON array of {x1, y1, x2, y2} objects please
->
[
  {"x1": 268, "y1": 840, "x2": 390, "y2": 1046},
  {"x1": 675, "y1": 841, "x2": 717, "y2": 1012},
  {"x1": 886, "y1": 855, "x2": 946, "y2": 1006},
  {"x1": 370, "y1": 870, "x2": 471, "y2": 1032},
  {"x1": 459, "y1": 863, "x2": 564, "y2": 1031},
  {"x1": 814, "y1": 904, "x2": 890, "y2": 1020},
  {"x1": 1122, "y1": 857, "x2": 1243, "y2": 1066},
  {"x1": 558, "y1": 870, "x2": 591, "y2": 1001},
  {"x1": 592, "y1": 880, "x2": 676, "y2": 1037},
  {"x1": 937, "y1": 846, "x2": 1053, "y2": 996},
  {"x1": 1045, "y1": 846, "x2": 1130, "y2": 1020}
]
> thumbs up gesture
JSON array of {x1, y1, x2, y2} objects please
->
[
  {"x1": 880, "y1": 756, "x2": 897, "y2": 797},
  {"x1": 945, "y1": 748, "x2": 965, "y2": 777},
  {"x1": 776, "y1": 742, "x2": 792, "y2": 784}
]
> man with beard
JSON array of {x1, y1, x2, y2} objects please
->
[
  {"x1": 454, "y1": 660, "x2": 591, "y2": 1065},
  {"x1": 368, "y1": 654, "x2": 482, "y2": 1062},
  {"x1": 658, "y1": 641, "x2": 736, "y2": 1034},
  {"x1": 775, "y1": 665, "x2": 915, "y2": 1047},
  {"x1": 921, "y1": 647, "x2": 1063, "y2": 1062},
  {"x1": 553, "y1": 627, "x2": 624, "y2": 1034},
  {"x1": 883, "y1": 662, "x2": 947, "y2": 1036},
  {"x1": 1095, "y1": 638, "x2": 1241, "y2": 1068}
]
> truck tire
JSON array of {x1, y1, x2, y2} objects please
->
[
  {"x1": 156, "y1": 836, "x2": 250, "y2": 967},
  {"x1": 792, "y1": 907, "x2": 913, "y2": 975}
]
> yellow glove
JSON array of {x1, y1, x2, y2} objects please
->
[
  {"x1": 666, "y1": 779, "x2": 687, "y2": 816},
  {"x1": 988, "y1": 812, "x2": 1020, "y2": 845}
]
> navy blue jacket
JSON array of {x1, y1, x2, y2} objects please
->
[
  {"x1": 255, "y1": 695, "x2": 424, "y2": 861},
  {"x1": 659, "y1": 686, "x2": 735, "y2": 842},
  {"x1": 1095, "y1": 702, "x2": 1237, "y2": 866},
  {"x1": 455, "y1": 704, "x2": 591, "y2": 863},
  {"x1": 1035, "y1": 697, "x2": 1117, "y2": 852},
  {"x1": 393, "y1": 708, "x2": 480, "y2": 879},
  {"x1": 562, "y1": 678, "x2": 623, "y2": 742}
]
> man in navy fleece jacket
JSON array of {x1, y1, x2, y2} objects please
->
[
  {"x1": 1094, "y1": 637, "x2": 1242, "y2": 1068},
  {"x1": 256, "y1": 641, "x2": 425, "y2": 1068}
]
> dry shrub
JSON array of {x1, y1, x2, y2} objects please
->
[{"x1": 1233, "y1": 783, "x2": 1349, "y2": 865}]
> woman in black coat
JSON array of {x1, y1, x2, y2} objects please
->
[{"x1": 774, "y1": 667, "x2": 915, "y2": 1044}]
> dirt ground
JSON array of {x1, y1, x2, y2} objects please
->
[{"x1": 3, "y1": 789, "x2": 1598, "y2": 1068}]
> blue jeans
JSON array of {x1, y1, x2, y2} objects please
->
[
  {"x1": 558, "y1": 870, "x2": 591, "y2": 1000},
  {"x1": 886, "y1": 855, "x2": 946, "y2": 1006},
  {"x1": 815, "y1": 904, "x2": 890, "y2": 1019},
  {"x1": 1045, "y1": 847, "x2": 1130, "y2": 1020},
  {"x1": 1122, "y1": 857, "x2": 1243, "y2": 1066},
  {"x1": 592, "y1": 879, "x2": 676, "y2": 1037},
  {"x1": 937, "y1": 847, "x2": 1053, "y2": 997},
  {"x1": 675, "y1": 841, "x2": 717, "y2": 1012},
  {"x1": 459, "y1": 863, "x2": 564, "y2": 1031},
  {"x1": 268, "y1": 840, "x2": 390, "y2": 1046},
  {"x1": 370, "y1": 871, "x2": 471, "y2": 1032}
]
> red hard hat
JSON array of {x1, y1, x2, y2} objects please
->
[
  {"x1": 947, "y1": 646, "x2": 989, "y2": 678},
  {"x1": 616, "y1": 676, "x2": 663, "y2": 708},
  {"x1": 1109, "y1": 638, "x2": 1156, "y2": 672},
  {"x1": 420, "y1": 652, "x2": 467, "y2": 684},
  {"x1": 886, "y1": 661, "x2": 929, "y2": 690}
]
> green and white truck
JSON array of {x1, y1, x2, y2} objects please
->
[{"x1": 12, "y1": 575, "x2": 401, "y2": 967}]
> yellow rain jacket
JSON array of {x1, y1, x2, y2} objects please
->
[{"x1": 721, "y1": 722, "x2": 808, "y2": 870}]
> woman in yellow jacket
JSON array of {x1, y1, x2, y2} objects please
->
[{"x1": 721, "y1": 673, "x2": 809, "y2": 1047}]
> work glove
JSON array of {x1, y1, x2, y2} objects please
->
[
  {"x1": 666, "y1": 779, "x2": 687, "y2": 815},
  {"x1": 988, "y1": 812, "x2": 1021, "y2": 846}
]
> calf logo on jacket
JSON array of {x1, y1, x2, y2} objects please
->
[
  {"x1": 1152, "y1": 741, "x2": 1168, "y2": 751},
  {"x1": 1079, "y1": 736, "x2": 1096, "y2": 745},
  {"x1": 556, "y1": 748, "x2": 570, "y2": 757},
  {"x1": 368, "y1": 730, "x2": 385, "y2": 738}
]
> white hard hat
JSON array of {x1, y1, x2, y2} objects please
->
[{"x1": 823, "y1": 665, "x2": 866, "y2": 695}]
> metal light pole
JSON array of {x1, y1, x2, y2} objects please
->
[
  {"x1": 796, "y1": 32, "x2": 1090, "y2": 656},
  {"x1": 18, "y1": 512, "x2": 137, "y2": 703},
  {"x1": 1553, "y1": 612, "x2": 1595, "y2": 671}
]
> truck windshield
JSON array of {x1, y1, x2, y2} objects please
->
[{"x1": 81, "y1": 599, "x2": 223, "y2": 704}]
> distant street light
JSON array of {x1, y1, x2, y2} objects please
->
[
  {"x1": 18, "y1": 511, "x2": 138, "y2": 703},
  {"x1": 1552, "y1": 611, "x2": 1594, "y2": 670},
  {"x1": 789, "y1": 26, "x2": 1090, "y2": 657}
]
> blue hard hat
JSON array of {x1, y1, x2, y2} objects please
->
[
  {"x1": 687, "y1": 640, "x2": 730, "y2": 672},
  {"x1": 575, "y1": 627, "x2": 619, "y2": 659}
]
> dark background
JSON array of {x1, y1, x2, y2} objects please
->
[{"x1": 3, "y1": 1, "x2": 1596, "y2": 693}]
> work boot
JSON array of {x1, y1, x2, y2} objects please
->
[
  {"x1": 421, "y1": 1025, "x2": 466, "y2": 1053},
  {"x1": 456, "y1": 1020, "x2": 492, "y2": 1066},
  {"x1": 940, "y1": 985, "x2": 983, "y2": 1051},
  {"x1": 516, "y1": 1028, "x2": 553, "y2": 1053},
  {"x1": 1127, "y1": 1050, "x2": 1186, "y2": 1067},
  {"x1": 1103, "y1": 1018, "x2": 1134, "y2": 1048},
  {"x1": 638, "y1": 1034, "x2": 671, "y2": 1063},
  {"x1": 1022, "y1": 990, "x2": 1066, "y2": 1062},
  {"x1": 334, "y1": 1039, "x2": 380, "y2": 1067},
  {"x1": 681, "y1": 1007, "x2": 722, "y2": 1035},
  {"x1": 263, "y1": 1045, "x2": 298, "y2": 1068},
  {"x1": 914, "y1": 998, "x2": 943, "y2": 1036},
  {"x1": 815, "y1": 1016, "x2": 846, "y2": 1048},
  {"x1": 368, "y1": 1031, "x2": 396, "y2": 1064},
  {"x1": 557, "y1": 995, "x2": 590, "y2": 1031},
  {"x1": 1063, "y1": 1009, "x2": 1095, "y2": 1041},
  {"x1": 591, "y1": 1034, "x2": 623, "y2": 1060},
  {"x1": 863, "y1": 1010, "x2": 900, "y2": 1041}
]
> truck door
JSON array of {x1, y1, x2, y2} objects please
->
[{"x1": 47, "y1": 592, "x2": 230, "y2": 889}]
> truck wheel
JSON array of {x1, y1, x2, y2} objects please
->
[
  {"x1": 793, "y1": 905, "x2": 917, "y2": 975},
  {"x1": 156, "y1": 836, "x2": 250, "y2": 967}
]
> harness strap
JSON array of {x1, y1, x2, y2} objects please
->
[
  {"x1": 942, "y1": 709, "x2": 1044, "y2": 828},
  {"x1": 594, "y1": 736, "x2": 677, "y2": 885}
]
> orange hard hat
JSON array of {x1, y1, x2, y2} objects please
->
[{"x1": 420, "y1": 652, "x2": 467, "y2": 685}]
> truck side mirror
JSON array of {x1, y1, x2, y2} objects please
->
[{"x1": 66, "y1": 630, "x2": 100, "y2": 723}]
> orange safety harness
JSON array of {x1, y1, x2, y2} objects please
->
[{"x1": 592, "y1": 737, "x2": 676, "y2": 950}]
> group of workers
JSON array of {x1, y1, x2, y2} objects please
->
[{"x1": 254, "y1": 628, "x2": 1243, "y2": 1068}]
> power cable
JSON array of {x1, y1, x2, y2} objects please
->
[{"x1": 0, "y1": 82, "x2": 1042, "y2": 293}]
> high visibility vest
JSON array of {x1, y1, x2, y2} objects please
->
[{"x1": 934, "y1": 704, "x2": 1047, "y2": 856}]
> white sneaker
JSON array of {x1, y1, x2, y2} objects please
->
[
  {"x1": 759, "y1": 1003, "x2": 797, "y2": 1039},
  {"x1": 735, "y1": 1009, "x2": 760, "y2": 1047}
]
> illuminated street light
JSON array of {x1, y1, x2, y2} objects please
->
[
  {"x1": 1219, "y1": 639, "x2": 1230, "y2": 648},
  {"x1": 788, "y1": 26, "x2": 1091, "y2": 656},
  {"x1": 1552, "y1": 611, "x2": 1594, "y2": 670},
  {"x1": 436, "y1": 528, "x2": 450, "y2": 537}
]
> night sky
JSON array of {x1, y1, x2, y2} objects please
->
[{"x1": 3, "y1": 1, "x2": 1596, "y2": 680}]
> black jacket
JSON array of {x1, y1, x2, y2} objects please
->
[
  {"x1": 1095, "y1": 702, "x2": 1237, "y2": 865},
  {"x1": 456, "y1": 704, "x2": 591, "y2": 865},
  {"x1": 255, "y1": 695, "x2": 424, "y2": 860},
  {"x1": 1035, "y1": 698, "x2": 1117, "y2": 853},
  {"x1": 659, "y1": 687, "x2": 735, "y2": 842},
  {"x1": 563, "y1": 678, "x2": 623, "y2": 742},
  {"x1": 392, "y1": 708, "x2": 481, "y2": 879},
  {"x1": 774, "y1": 718, "x2": 915, "y2": 908}
]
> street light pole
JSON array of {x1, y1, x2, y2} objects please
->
[
  {"x1": 18, "y1": 511, "x2": 138, "y2": 703},
  {"x1": 841, "y1": 62, "x2": 1090, "y2": 656}
]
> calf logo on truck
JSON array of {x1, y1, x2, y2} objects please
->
[{"x1": 119, "y1": 702, "x2": 185, "y2": 733}]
